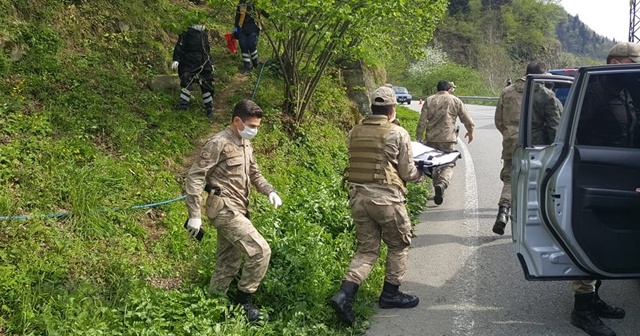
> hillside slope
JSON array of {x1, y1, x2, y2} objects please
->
[
  {"x1": 0, "y1": 1, "x2": 431, "y2": 335},
  {"x1": 556, "y1": 12, "x2": 617, "y2": 61}
]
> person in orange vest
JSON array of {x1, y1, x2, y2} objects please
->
[{"x1": 234, "y1": 1, "x2": 269, "y2": 73}]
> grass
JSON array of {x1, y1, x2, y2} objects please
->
[{"x1": 0, "y1": 1, "x2": 431, "y2": 334}]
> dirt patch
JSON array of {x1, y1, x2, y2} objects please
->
[
  {"x1": 214, "y1": 72, "x2": 250, "y2": 112},
  {"x1": 146, "y1": 274, "x2": 183, "y2": 290},
  {"x1": 141, "y1": 209, "x2": 167, "y2": 243}
]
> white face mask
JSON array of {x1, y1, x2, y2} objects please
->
[
  {"x1": 239, "y1": 120, "x2": 258, "y2": 140},
  {"x1": 192, "y1": 24, "x2": 206, "y2": 31}
]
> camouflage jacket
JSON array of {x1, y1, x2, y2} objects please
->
[
  {"x1": 416, "y1": 91, "x2": 474, "y2": 143},
  {"x1": 531, "y1": 85, "x2": 562, "y2": 146},
  {"x1": 185, "y1": 127, "x2": 275, "y2": 218},
  {"x1": 495, "y1": 78, "x2": 525, "y2": 160}
]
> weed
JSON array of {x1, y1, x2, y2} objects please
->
[{"x1": 0, "y1": 1, "x2": 432, "y2": 335}]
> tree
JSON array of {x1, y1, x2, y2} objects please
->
[
  {"x1": 501, "y1": 0, "x2": 563, "y2": 61},
  {"x1": 256, "y1": 0, "x2": 447, "y2": 124},
  {"x1": 449, "y1": 0, "x2": 471, "y2": 15},
  {"x1": 481, "y1": 0, "x2": 512, "y2": 10}
]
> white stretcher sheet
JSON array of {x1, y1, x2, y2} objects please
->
[{"x1": 411, "y1": 141, "x2": 462, "y2": 177}]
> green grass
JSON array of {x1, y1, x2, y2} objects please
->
[{"x1": 0, "y1": 1, "x2": 431, "y2": 334}]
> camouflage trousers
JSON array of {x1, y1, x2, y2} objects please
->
[
  {"x1": 498, "y1": 159, "x2": 512, "y2": 207},
  {"x1": 208, "y1": 207, "x2": 271, "y2": 294},
  {"x1": 343, "y1": 189, "x2": 413, "y2": 286},
  {"x1": 571, "y1": 280, "x2": 597, "y2": 294},
  {"x1": 425, "y1": 142, "x2": 456, "y2": 188}
]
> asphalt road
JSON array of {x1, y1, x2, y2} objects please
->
[{"x1": 365, "y1": 101, "x2": 640, "y2": 336}]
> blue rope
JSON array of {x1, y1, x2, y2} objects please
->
[
  {"x1": 251, "y1": 60, "x2": 269, "y2": 101},
  {"x1": 0, "y1": 195, "x2": 186, "y2": 221}
]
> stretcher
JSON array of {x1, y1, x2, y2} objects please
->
[{"x1": 411, "y1": 141, "x2": 462, "y2": 178}]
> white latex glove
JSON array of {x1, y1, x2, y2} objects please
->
[
  {"x1": 185, "y1": 218, "x2": 202, "y2": 238},
  {"x1": 171, "y1": 61, "x2": 179, "y2": 71},
  {"x1": 268, "y1": 192, "x2": 282, "y2": 209}
]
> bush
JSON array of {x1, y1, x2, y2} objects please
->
[
  {"x1": 0, "y1": 1, "x2": 432, "y2": 335},
  {"x1": 406, "y1": 62, "x2": 494, "y2": 98}
]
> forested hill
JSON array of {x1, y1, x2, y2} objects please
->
[
  {"x1": 556, "y1": 12, "x2": 617, "y2": 61},
  {"x1": 427, "y1": 0, "x2": 617, "y2": 94}
]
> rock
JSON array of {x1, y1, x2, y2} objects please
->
[
  {"x1": 341, "y1": 60, "x2": 386, "y2": 116},
  {"x1": 148, "y1": 75, "x2": 180, "y2": 91},
  {"x1": 1, "y1": 39, "x2": 26, "y2": 61}
]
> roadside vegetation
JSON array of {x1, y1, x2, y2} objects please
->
[
  {"x1": 2, "y1": 0, "x2": 605, "y2": 333},
  {"x1": 391, "y1": 0, "x2": 612, "y2": 98},
  {"x1": 0, "y1": 0, "x2": 430, "y2": 334}
]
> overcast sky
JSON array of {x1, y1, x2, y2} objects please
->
[{"x1": 559, "y1": 0, "x2": 631, "y2": 42}]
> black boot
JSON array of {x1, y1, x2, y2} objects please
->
[
  {"x1": 571, "y1": 293, "x2": 616, "y2": 336},
  {"x1": 241, "y1": 62, "x2": 252, "y2": 73},
  {"x1": 329, "y1": 281, "x2": 359, "y2": 326},
  {"x1": 251, "y1": 58, "x2": 259, "y2": 69},
  {"x1": 235, "y1": 290, "x2": 266, "y2": 323},
  {"x1": 179, "y1": 98, "x2": 189, "y2": 110},
  {"x1": 594, "y1": 280, "x2": 625, "y2": 319},
  {"x1": 434, "y1": 183, "x2": 446, "y2": 205},
  {"x1": 492, "y1": 206, "x2": 509, "y2": 235},
  {"x1": 205, "y1": 107, "x2": 214, "y2": 122},
  {"x1": 378, "y1": 281, "x2": 419, "y2": 309}
]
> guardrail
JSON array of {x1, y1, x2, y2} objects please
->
[
  {"x1": 414, "y1": 96, "x2": 499, "y2": 104},
  {"x1": 457, "y1": 96, "x2": 499, "y2": 104}
]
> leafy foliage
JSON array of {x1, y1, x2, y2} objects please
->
[
  {"x1": 501, "y1": 0, "x2": 563, "y2": 61},
  {"x1": 403, "y1": 51, "x2": 493, "y2": 98},
  {"x1": 0, "y1": 0, "x2": 433, "y2": 334},
  {"x1": 448, "y1": 0, "x2": 471, "y2": 15},
  {"x1": 251, "y1": 0, "x2": 448, "y2": 123},
  {"x1": 556, "y1": 12, "x2": 616, "y2": 61},
  {"x1": 418, "y1": 0, "x2": 616, "y2": 95}
]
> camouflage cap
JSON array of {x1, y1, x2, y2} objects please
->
[
  {"x1": 449, "y1": 81, "x2": 457, "y2": 88},
  {"x1": 608, "y1": 42, "x2": 640, "y2": 63},
  {"x1": 371, "y1": 86, "x2": 397, "y2": 106}
]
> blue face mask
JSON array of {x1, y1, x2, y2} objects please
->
[{"x1": 239, "y1": 120, "x2": 258, "y2": 140}]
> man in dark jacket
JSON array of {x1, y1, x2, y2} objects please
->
[
  {"x1": 234, "y1": 1, "x2": 268, "y2": 73},
  {"x1": 171, "y1": 23, "x2": 214, "y2": 120}
]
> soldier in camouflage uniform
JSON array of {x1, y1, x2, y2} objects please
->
[
  {"x1": 531, "y1": 83, "x2": 562, "y2": 146},
  {"x1": 329, "y1": 86, "x2": 427, "y2": 326},
  {"x1": 492, "y1": 61, "x2": 561, "y2": 235},
  {"x1": 416, "y1": 80, "x2": 474, "y2": 205},
  {"x1": 566, "y1": 42, "x2": 636, "y2": 336},
  {"x1": 184, "y1": 99, "x2": 282, "y2": 322}
]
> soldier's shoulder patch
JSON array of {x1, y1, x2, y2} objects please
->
[{"x1": 223, "y1": 143, "x2": 235, "y2": 153}]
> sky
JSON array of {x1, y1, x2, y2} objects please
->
[{"x1": 559, "y1": 0, "x2": 630, "y2": 42}]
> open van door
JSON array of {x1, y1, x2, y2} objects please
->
[{"x1": 511, "y1": 66, "x2": 640, "y2": 280}]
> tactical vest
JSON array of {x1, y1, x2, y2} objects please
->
[{"x1": 346, "y1": 117, "x2": 407, "y2": 194}]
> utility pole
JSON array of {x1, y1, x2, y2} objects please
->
[{"x1": 630, "y1": 0, "x2": 640, "y2": 42}]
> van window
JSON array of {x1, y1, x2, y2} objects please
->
[{"x1": 576, "y1": 72, "x2": 640, "y2": 148}]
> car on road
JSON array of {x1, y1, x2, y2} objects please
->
[
  {"x1": 512, "y1": 64, "x2": 640, "y2": 281},
  {"x1": 393, "y1": 86, "x2": 412, "y2": 104}
]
